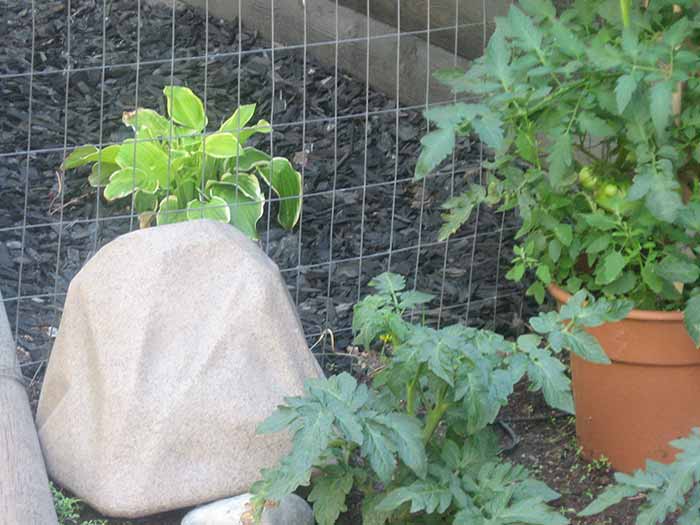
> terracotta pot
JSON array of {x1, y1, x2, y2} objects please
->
[{"x1": 548, "y1": 284, "x2": 700, "y2": 473}]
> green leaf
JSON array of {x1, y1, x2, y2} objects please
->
[
  {"x1": 518, "y1": 0, "x2": 556, "y2": 19},
  {"x1": 208, "y1": 179, "x2": 264, "y2": 239},
  {"x1": 595, "y1": 251, "x2": 626, "y2": 286},
  {"x1": 377, "y1": 480, "x2": 453, "y2": 514},
  {"x1": 361, "y1": 494, "x2": 392, "y2": 525},
  {"x1": 472, "y1": 111, "x2": 504, "y2": 150},
  {"x1": 684, "y1": 295, "x2": 700, "y2": 348},
  {"x1": 656, "y1": 255, "x2": 700, "y2": 284},
  {"x1": 236, "y1": 119, "x2": 272, "y2": 144},
  {"x1": 578, "y1": 483, "x2": 637, "y2": 516},
  {"x1": 425, "y1": 103, "x2": 483, "y2": 130},
  {"x1": 575, "y1": 297, "x2": 634, "y2": 327},
  {"x1": 497, "y1": 497, "x2": 569, "y2": 524},
  {"x1": 579, "y1": 112, "x2": 615, "y2": 138},
  {"x1": 586, "y1": 234, "x2": 610, "y2": 255},
  {"x1": 642, "y1": 262, "x2": 664, "y2": 294},
  {"x1": 507, "y1": 5, "x2": 543, "y2": 52},
  {"x1": 553, "y1": 223, "x2": 573, "y2": 247},
  {"x1": 636, "y1": 431, "x2": 700, "y2": 525},
  {"x1": 234, "y1": 147, "x2": 272, "y2": 171},
  {"x1": 219, "y1": 103, "x2": 257, "y2": 133},
  {"x1": 649, "y1": 82, "x2": 673, "y2": 138},
  {"x1": 204, "y1": 133, "x2": 242, "y2": 158},
  {"x1": 256, "y1": 157, "x2": 302, "y2": 230},
  {"x1": 361, "y1": 417, "x2": 398, "y2": 484},
  {"x1": 398, "y1": 290, "x2": 434, "y2": 310},
  {"x1": 524, "y1": 347, "x2": 574, "y2": 414},
  {"x1": 163, "y1": 85, "x2": 207, "y2": 131},
  {"x1": 486, "y1": 26, "x2": 512, "y2": 87},
  {"x1": 415, "y1": 128, "x2": 455, "y2": 180},
  {"x1": 156, "y1": 195, "x2": 188, "y2": 225},
  {"x1": 370, "y1": 272, "x2": 406, "y2": 295},
  {"x1": 122, "y1": 108, "x2": 170, "y2": 138},
  {"x1": 548, "y1": 239, "x2": 562, "y2": 263},
  {"x1": 115, "y1": 138, "x2": 171, "y2": 189},
  {"x1": 615, "y1": 74, "x2": 637, "y2": 114},
  {"x1": 220, "y1": 172, "x2": 264, "y2": 202},
  {"x1": 582, "y1": 213, "x2": 618, "y2": 231},
  {"x1": 547, "y1": 133, "x2": 573, "y2": 188},
  {"x1": 308, "y1": 467, "x2": 354, "y2": 525},
  {"x1": 257, "y1": 406, "x2": 299, "y2": 434},
  {"x1": 527, "y1": 281, "x2": 546, "y2": 304},
  {"x1": 88, "y1": 162, "x2": 119, "y2": 187},
  {"x1": 563, "y1": 329, "x2": 610, "y2": 364},
  {"x1": 438, "y1": 185, "x2": 486, "y2": 240},
  {"x1": 506, "y1": 263, "x2": 526, "y2": 281},
  {"x1": 62, "y1": 145, "x2": 99, "y2": 170},
  {"x1": 133, "y1": 190, "x2": 158, "y2": 213},
  {"x1": 186, "y1": 196, "x2": 231, "y2": 223},
  {"x1": 536, "y1": 264, "x2": 551, "y2": 284},
  {"x1": 551, "y1": 20, "x2": 584, "y2": 57},
  {"x1": 629, "y1": 164, "x2": 683, "y2": 223},
  {"x1": 513, "y1": 479, "x2": 561, "y2": 503},
  {"x1": 378, "y1": 413, "x2": 427, "y2": 479},
  {"x1": 103, "y1": 168, "x2": 155, "y2": 200}
]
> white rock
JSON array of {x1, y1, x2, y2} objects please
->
[
  {"x1": 181, "y1": 493, "x2": 314, "y2": 525},
  {"x1": 36, "y1": 220, "x2": 323, "y2": 517}
]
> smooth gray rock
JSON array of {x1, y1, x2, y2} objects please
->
[
  {"x1": 36, "y1": 220, "x2": 323, "y2": 517},
  {"x1": 181, "y1": 493, "x2": 314, "y2": 525}
]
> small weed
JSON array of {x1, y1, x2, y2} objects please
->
[
  {"x1": 51, "y1": 483, "x2": 106, "y2": 525},
  {"x1": 586, "y1": 455, "x2": 612, "y2": 474}
]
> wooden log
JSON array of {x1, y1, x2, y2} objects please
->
[
  {"x1": 177, "y1": 0, "x2": 471, "y2": 105},
  {"x1": 0, "y1": 292, "x2": 58, "y2": 525}
]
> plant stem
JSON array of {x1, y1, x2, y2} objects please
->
[
  {"x1": 406, "y1": 364, "x2": 424, "y2": 416},
  {"x1": 422, "y1": 384, "x2": 451, "y2": 443},
  {"x1": 620, "y1": 0, "x2": 631, "y2": 28},
  {"x1": 422, "y1": 401, "x2": 451, "y2": 444}
]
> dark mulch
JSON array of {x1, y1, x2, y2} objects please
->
[
  {"x1": 0, "y1": 2, "x2": 656, "y2": 524},
  {"x1": 1, "y1": 0, "x2": 522, "y2": 385}
]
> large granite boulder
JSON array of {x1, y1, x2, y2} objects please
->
[{"x1": 36, "y1": 220, "x2": 322, "y2": 518}]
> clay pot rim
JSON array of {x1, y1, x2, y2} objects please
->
[{"x1": 547, "y1": 283, "x2": 684, "y2": 323}]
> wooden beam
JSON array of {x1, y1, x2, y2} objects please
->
[
  {"x1": 0, "y1": 292, "x2": 58, "y2": 525},
  {"x1": 336, "y1": 0, "x2": 511, "y2": 59},
  {"x1": 176, "y1": 0, "x2": 472, "y2": 106}
]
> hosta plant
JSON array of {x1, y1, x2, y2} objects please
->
[
  {"x1": 579, "y1": 428, "x2": 700, "y2": 525},
  {"x1": 250, "y1": 272, "x2": 632, "y2": 525},
  {"x1": 61, "y1": 86, "x2": 301, "y2": 239},
  {"x1": 416, "y1": 0, "x2": 700, "y2": 343}
]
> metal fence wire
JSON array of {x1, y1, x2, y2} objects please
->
[{"x1": 0, "y1": 0, "x2": 524, "y2": 384}]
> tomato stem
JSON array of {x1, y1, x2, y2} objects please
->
[{"x1": 620, "y1": 0, "x2": 631, "y2": 28}]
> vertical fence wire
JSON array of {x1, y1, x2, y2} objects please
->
[
  {"x1": 13, "y1": 0, "x2": 36, "y2": 350},
  {"x1": 1, "y1": 0, "x2": 517, "y2": 378}
]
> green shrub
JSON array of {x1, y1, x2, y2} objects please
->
[
  {"x1": 62, "y1": 86, "x2": 301, "y2": 239},
  {"x1": 250, "y1": 272, "x2": 632, "y2": 524},
  {"x1": 415, "y1": 0, "x2": 700, "y2": 342}
]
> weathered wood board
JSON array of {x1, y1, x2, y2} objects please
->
[
  {"x1": 0, "y1": 293, "x2": 58, "y2": 525},
  {"x1": 178, "y1": 0, "x2": 474, "y2": 105}
]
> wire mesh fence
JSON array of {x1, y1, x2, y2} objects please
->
[{"x1": 0, "y1": 0, "x2": 525, "y2": 387}]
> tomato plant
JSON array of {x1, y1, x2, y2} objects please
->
[
  {"x1": 250, "y1": 273, "x2": 632, "y2": 525},
  {"x1": 62, "y1": 86, "x2": 302, "y2": 240},
  {"x1": 416, "y1": 0, "x2": 700, "y2": 344}
]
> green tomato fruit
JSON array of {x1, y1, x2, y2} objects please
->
[
  {"x1": 578, "y1": 167, "x2": 598, "y2": 189},
  {"x1": 603, "y1": 184, "x2": 618, "y2": 197}
]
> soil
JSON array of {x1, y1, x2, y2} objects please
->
[{"x1": 0, "y1": 1, "x2": 676, "y2": 524}]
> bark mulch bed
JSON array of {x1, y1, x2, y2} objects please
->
[{"x1": 0, "y1": 1, "x2": 666, "y2": 524}]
